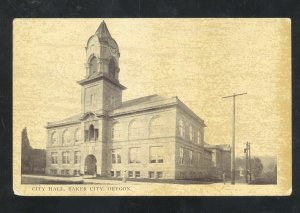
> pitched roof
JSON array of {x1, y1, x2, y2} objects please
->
[
  {"x1": 117, "y1": 94, "x2": 165, "y2": 109},
  {"x1": 46, "y1": 113, "x2": 82, "y2": 127}
]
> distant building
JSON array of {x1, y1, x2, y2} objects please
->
[
  {"x1": 204, "y1": 144, "x2": 231, "y2": 180},
  {"x1": 45, "y1": 21, "x2": 230, "y2": 180}
]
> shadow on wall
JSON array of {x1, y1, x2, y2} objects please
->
[{"x1": 21, "y1": 128, "x2": 46, "y2": 174}]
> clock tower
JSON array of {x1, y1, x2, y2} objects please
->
[{"x1": 78, "y1": 21, "x2": 126, "y2": 114}]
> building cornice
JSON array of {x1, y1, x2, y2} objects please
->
[
  {"x1": 45, "y1": 121, "x2": 81, "y2": 129},
  {"x1": 175, "y1": 97, "x2": 206, "y2": 127},
  {"x1": 110, "y1": 101, "x2": 177, "y2": 118},
  {"x1": 77, "y1": 73, "x2": 126, "y2": 90}
]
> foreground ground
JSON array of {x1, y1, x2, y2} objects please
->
[
  {"x1": 21, "y1": 174, "x2": 224, "y2": 185},
  {"x1": 21, "y1": 174, "x2": 265, "y2": 185}
]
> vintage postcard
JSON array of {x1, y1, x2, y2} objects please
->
[{"x1": 13, "y1": 18, "x2": 291, "y2": 196}]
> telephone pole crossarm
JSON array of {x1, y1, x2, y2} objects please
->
[{"x1": 222, "y1": 92, "x2": 247, "y2": 99}]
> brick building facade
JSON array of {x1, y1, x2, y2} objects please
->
[{"x1": 45, "y1": 21, "x2": 230, "y2": 180}]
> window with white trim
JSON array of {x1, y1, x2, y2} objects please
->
[
  {"x1": 74, "y1": 151, "x2": 81, "y2": 164},
  {"x1": 149, "y1": 146, "x2": 164, "y2": 163},
  {"x1": 135, "y1": 171, "x2": 141, "y2": 178},
  {"x1": 179, "y1": 119, "x2": 185, "y2": 138},
  {"x1": 51, "y1": 152, "x2": 58, "y2": 164},
  {"x1": 112, "y1": 149, "x2": 122, "y2": 164},
  {"x1": 129, "y1": 147, "x2": 141, "y2": 163},
  {"x1": 189, "y1": 125, "x2": 194, "y2": 142},
  {"x1": 149, "y1": 116, "x2": 164, "y2": 138},
  {"x1": 62, "y1": 130, "x2": 71, "y2": 144},
  {"x1": 189, "y1": 150, "x2": 193, "y2": 165},
  {"x1": 111, "y1": 123, "x2": 121, "y2": 141},
  {"x1": 62, "y1": 151, "x2": 70, "y2": 164},
  {"x1": 128, "y1": 120, "x2": 143, "y2": 140},
  {"x1": 197, "y1": 130, "x2": 201, "y2": 144},
  {"x1": 179, "y1": 147, "x2": 184, "y2": 165},
  {"x1": 74, "y1": 128, "x2": 81, "y2": 142},
  {"x1": 51, "y1": 132, "x2": 59, "y2": 145},
  {"x1": 157, "y1": 171, "x2": 163, "y2": 179}
]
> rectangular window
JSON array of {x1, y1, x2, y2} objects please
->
[
  {"x1": 116, "y1": 171, "x2": 121, "y2": 177},
  {"x1": 51, "y1": 169, "x2": 58, "y2": 175},
  {"x1": 179, "y1": 148, "x2": 184, "y2": 165},
  {"x1": 157, "y1": 172, "x2": 163, "y2": 179},
  {"x1": 135, "y1": 171, "x2": 141, "y2": 178},
  {"x1": 197, "y1": 130, "x2": 201, "y2": 144},
  {"x1": 110, "y1": 171, "x2": 114, "y2": 177},
  {"x1": 53, "y1": 169, "x2": 57, "y2": 175},
  {"x1": 149, "y1": 171, "x2": 155, "y2": 179},
  {"x1": 149, "y1": 146, "x2": 164, "y2": 163},
  {"x1": 61, "y1": 170, "x2": 65, "y2": 175},
  {"x1": 62, "y1": 151, "x2": 70, "y2": 164},
  {"x1": 198, "y1": 153, "x2": 201, "y2": 165},
  {"x1": 128, "y1": 171, "x2": 133, "y2": 178},
  {"x1": 65, "y1": 170, "x2": 69, "y2": 175},
  {"x1": 74, "y1": 151, "x2": 81, "y2": 164},
  {"x1": 51, "y1": 152, "x2": 58, "y2": 164},
  {"x1": 129, "y1": 147, "x2": 141, "y2": 164},
  {"x1": 112, "y1": 149, "x2": 122, "y2": 164},
  {"x1": 189, "y1": 150, "x2": 193, "y2": 165}
]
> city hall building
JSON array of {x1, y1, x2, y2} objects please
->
[{"x1": 45, "y1": 21, "x2": 228, "y2": 180}]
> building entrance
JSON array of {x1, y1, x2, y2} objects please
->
[{"x1": 84, "y1": 155, "x2": 97, "y2": 175}]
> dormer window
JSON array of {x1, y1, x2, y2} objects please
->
[{"x1": 89, "y1": 56, "x2": 97, "y2": 74}]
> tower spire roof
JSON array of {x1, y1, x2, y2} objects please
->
[{"x1": 95, "y1": 20, "x2": 112, "y2": 39}]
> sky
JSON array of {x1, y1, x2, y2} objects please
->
[{"x1": 13, "y1": 19, "x2": 291, "y2": 158}]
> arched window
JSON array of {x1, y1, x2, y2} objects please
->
[
  {"x1": 109, "y1": 58, "x2": 116, "y2": 78},
  {"x1": 189, "y1": 125, "x2": 194, "y2": 142},
  {"x1": 128, "y1": 120, "x2": 143, "y2": 140},
  {"x1": 62, "y1": 130, "x2": 71, "y2": 144},
  {"x1": 74, "y1": 128, "x2": 81, "y2": 143},
  {"x1": 51, "y1": 131, "x2": 58, "y2": 145},
  {"x1": 89, "y1": 56, "x2": 97, "y2": 74},
  {"x1": 149, "y1": 116, "x2": 164, "y2": 138},
  {"x1": 179, "y1": 119, "x2": 185, "y2": 138},
  {"x1": 84, "y1": 124, "x2": 99, "y2": 142}
]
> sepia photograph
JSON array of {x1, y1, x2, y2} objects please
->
[{"x1": 13, "y1": 18, "x2": 291, "y2": 196}]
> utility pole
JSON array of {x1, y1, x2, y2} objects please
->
[
  {"x1": 248, "y1": 142, "x2": 252, "y2": 182},
  {"x1": 222, "y1": 92, "x2": 247, "y2": 185},
  {"x1": 244, "y1": 142, "x2": 248, "y2": 183}
]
